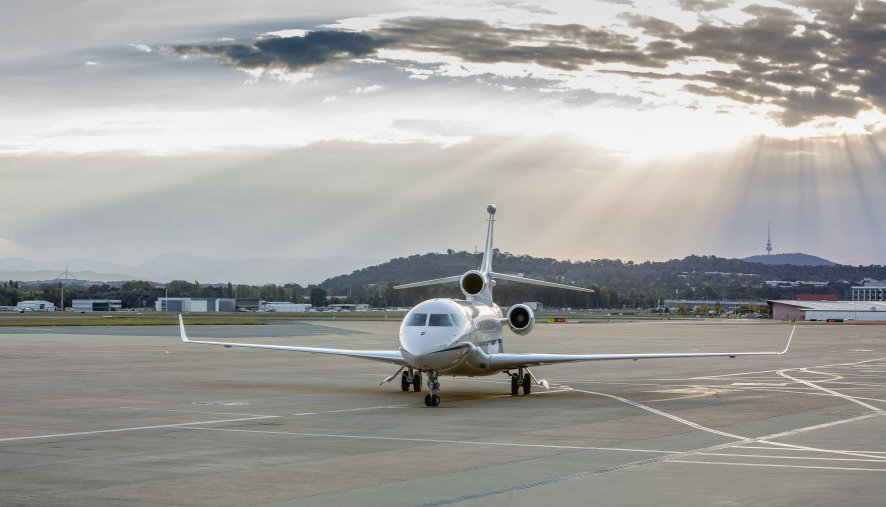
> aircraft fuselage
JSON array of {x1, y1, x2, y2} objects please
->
[{"x1": 399, "y1": 298, "x2": 504, "y2": 375}]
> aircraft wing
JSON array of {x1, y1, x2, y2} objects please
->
[
  {"x1": 488, "y1": 326, "x2": 795, "y2": 371},
  {"x1": 178, "y1": 315, "x2": 408, "y2": 366}
]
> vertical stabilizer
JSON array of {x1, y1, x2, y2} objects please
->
[{"x1": 481, "y1": 204, "x2": 496, "y2": 275}]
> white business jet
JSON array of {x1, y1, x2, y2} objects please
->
[{"x1": 179, "y1": 204, "x2": 793, "y2": 407}]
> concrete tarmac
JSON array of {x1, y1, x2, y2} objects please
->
[{"x1": 0, "y1": 319, "x2": 884, "y2": 506}]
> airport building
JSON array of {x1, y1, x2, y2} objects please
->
[
  {"x1": 155, "y1": 297, "x2": 236, "y2": 313},
  {"x1": 260, "y1": 302, "x2": 311, "y2": 312},
  {"x1": 849, "y1": 279, "x2": 886, "y2": 302},
  {"x1": 72, "y1": 299, "x2": 122, "y2": 312},
  {"x1": 663, "y1": 299, "x2": 767, "y2": 311},
  {"x1": 769, "y1": 300, "x2": 886, "y2": 321},
  {"x1": 16, "y1": 300, "x2": 57, "y2": 312}
]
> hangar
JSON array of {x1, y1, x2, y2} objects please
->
[
  {"x1": 155, "y1": 297, "x2": 236, "y2": 313},
  {"x1": 769, "y1": 300, "x2": 886, "y2": 321},
  {"x1": 72, "y1": 299, "x2": 122, "y2": 312}
]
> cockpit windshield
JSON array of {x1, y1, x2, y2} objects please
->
[
  {"x1": 428, "y1": 313, "x2": 466, "y2": 327},
  {"x1": 406, "y1": 309, "x2": 467, "y2": 327},
  {"x1": 428, "y1": 314, "x2": 453, "y2": 326},
  {"x1": 406, "y1": 313, "x2": 428, "y2": 326}
]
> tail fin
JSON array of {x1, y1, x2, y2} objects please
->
[{"x1": 481, "y1": 204, "x2": 496, "y2": 275}]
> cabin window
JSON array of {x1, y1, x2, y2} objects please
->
[
  {"x1": 428, "y1": 314, "x2": 454, "y2": 326},
  {"x1": 450, "y1": 313, "x2": 466, "y2": 326},
  {"x1": 406, "y1": 313, "x2": 428, "y2": 326}
]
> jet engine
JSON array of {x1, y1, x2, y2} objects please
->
[
  {"x1": 506, "y1": 304, "x2": 535, "y2": 335},
  {"x1": 460, "y1": 270, "x2": 487, "y2": 298}
]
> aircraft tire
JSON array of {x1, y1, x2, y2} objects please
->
[
  {"x1": 413, "y1": 373, "x2": 422, "y2": 392},
  {"x1": 522, "y1": 374, "x2": 531, "y2": 395},
  {"x1": 510, "y1": 375, "x2": 520, "y2": 395},
  {"x1": 401, "y1": 372, "x2": 410, "y2": 391},
  {"x1": 431, "y1": 395, "x2": 441, "y2": 406}
]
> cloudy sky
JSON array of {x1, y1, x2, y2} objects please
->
[{"x1": 1, "y1": 0, "x2": 884, "y2": 275}]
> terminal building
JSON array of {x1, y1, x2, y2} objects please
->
[
  {"x1": 850, "y1": 279, "x2": 886, "y2": 302},
  {"x1": 72, "y1": 299, "x2": 122, "y2": 312},
  {"x1": 769, "y1": 300, "x2": 886, "y2": 321},
  {"x1": 260, "y1": 302, "x2": 311, "y2": 312},
  {"x1": 16, "y1": 300, "x2": 57, "y2": 312},
  {"x1": 155, "y1": 297, "x2": 236, "y2": 313}
]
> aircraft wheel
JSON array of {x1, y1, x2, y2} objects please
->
[
  {"x1": 424, "y1": 394, "x2": 431, "y2": 406},
  {"x1": 510, "y1": 374, "x2": 520, "y2": 395},
  {"x1": 522, "y1": 374, "x2": 531, "y2": 395},
  {"x1": 401, "y1": 371, "x2": 410, "y2": 392},
  {"x1": 431, "y1": 395, "x2": 441, "y2": 406},
  {"x1": 413, "y1": 372, "x2": 422, "y2": 392}
]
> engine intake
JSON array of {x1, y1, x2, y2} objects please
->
[
  {"x1": 460, "y1": 270, "x2": 486, "y2": 297},
  {"x1": 507, "y1": 304, "x2": 535, "y2": 335}
]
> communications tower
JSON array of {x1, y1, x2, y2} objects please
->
[{"x1": 766, "y1": 222, "x2": 772, "y2": 255}]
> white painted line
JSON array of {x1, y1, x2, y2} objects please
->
[
  {"x1": 697, "y1": 452, "x2": 886, "y2": 463},
  {"x1": 178, "y1": 426, "x2": 674, "y2": 454},
  {"x1": 116, "y1": 407, "x2": 266, "y2": 417},
  {"x1": 0, "y1": 415, "x2": 280, "y2": 444},
  {"x1": 735, "y1": 445, "x2": 886, "y2": 455},
  {"x1": 325, "y1": 404, "x2": 410, "y2": 414},
  {"x1": 777, "y1": 368, "x2": 886, "y2": 414},
  {"x1": 671, "y1": 460, "x2": 886, "y2": 472},
  {"x1": 568, "y1": 387, "x2": 745, "y2": 440}
]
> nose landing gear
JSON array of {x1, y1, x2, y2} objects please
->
[{"x1": 423, "y1": 370, "x2": 441, "y2": 407}]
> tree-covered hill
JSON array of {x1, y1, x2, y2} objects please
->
[{"x1": 321, "y1": 250, "x2": 886, "y2": 309}]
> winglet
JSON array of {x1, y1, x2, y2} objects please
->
[
  {"x1": 779, "y1": 325, "x2": 796, "y2": 355},
  {"x1": 178, "y1": 314, "x2": 190, "y2": 343}
]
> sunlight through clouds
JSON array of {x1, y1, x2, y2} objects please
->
[{"x1": 1, "y1": 0, "x2": 884, "y2": 266}]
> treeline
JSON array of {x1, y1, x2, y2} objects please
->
[
  {"x1": 0, "y1": 280, "x2": 312, "y2": 309},
  {"x1": 320, "y1": 250, "x2": 886, "y2": 309}
]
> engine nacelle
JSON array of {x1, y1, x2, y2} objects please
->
[
  {"x1": 460, "y1": 270, "x2": 487, "y2": 298},
  {"x1": 507, "y1": 304, "x2": 535, "y2": 335}
]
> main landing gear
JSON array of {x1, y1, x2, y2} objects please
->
[
  {"x1": 509, "y1": 367, "x2": 543, "y2": 396},
  {"x1": 401, "y1": 369, "x2": 422, "y2": 392}
]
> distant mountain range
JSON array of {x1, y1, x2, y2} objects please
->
[
  {"x1": 742, "y1": 253, "x2": 836, "y2": 266},
  {"x1": 0, "y1": 254, "x2": 381, "y2": 285},
  {"x1": 0, "y1": 251, "x2": 853, "y2": 287}
]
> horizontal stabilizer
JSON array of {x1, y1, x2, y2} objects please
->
[
  {"x1": 393, "y1": 275, "x2": 462, "y2": 290},
  {"x1": 491, "y1": 272, "x2": 594, "y2": 293}
]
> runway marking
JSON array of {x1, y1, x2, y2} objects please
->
[
  {"x1": 566, "y1": 387, "x2": 744, "y2": 439},
  {"x1": 777, "y1": 368, "x2": 886, "y2": 414},
  {"x1": 325, "y1": 404, "x2": 411, "y2": 414},
  {"x1": 670, "y1": 460, "x2": 886, "y2": 472},
  {"x1": 415, "y1": 410, "x2": 886, "y2": 506},
  {"x1": 697, "y1": 452, "x2": 886, "y2": 463},
  {"x1": 116, "y1": 406, "x2": 267, "y2": 417},
  {"x1": 0, "y1": 415, "x2": 280, "y2": 444},
  {"x1": 176, "y1": 426, "x2": 673, "y2": 455},
  {"x1": 735, "y1": 445, "x2": 886, "y2": 455}
]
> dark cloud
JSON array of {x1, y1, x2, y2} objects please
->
[
  {"x1": 174, "y1": 30, "x2": 387, "y2": 71},
  {"x1": 371, "y1": 17, "x2": 663, "y2": 70},
  {"x1": 173, "y1": 2, "x2": 884, "y2": 127},
  {"x1": 620, "y1": 0, "x2": 885, "y2": 126}
]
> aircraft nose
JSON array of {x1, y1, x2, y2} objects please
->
[{"x1": 400, "y1": 326, "x2": 460, "y2": 357}]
